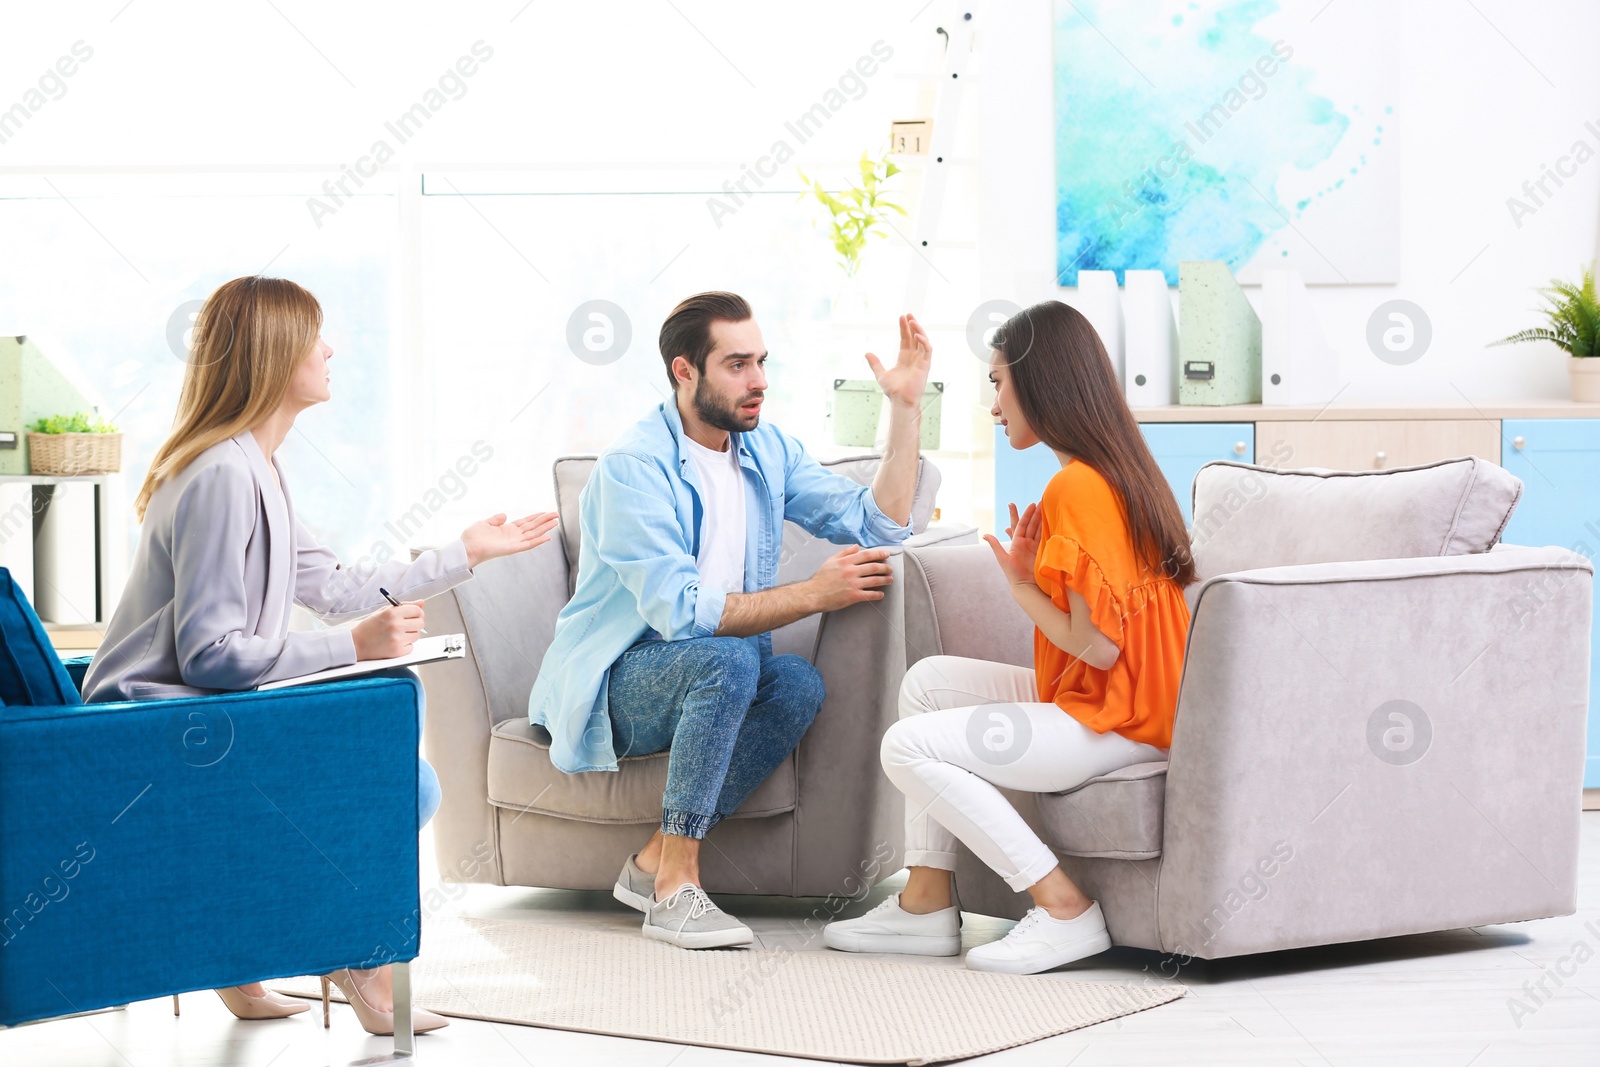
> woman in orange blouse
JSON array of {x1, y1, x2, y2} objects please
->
[{"x1": 825, "y1": 300, "x2": 1194, "y2": 974}]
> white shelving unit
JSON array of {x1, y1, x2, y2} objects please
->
[{"x1": 0, "y1": 473, "x2": 127, "y2": 647}]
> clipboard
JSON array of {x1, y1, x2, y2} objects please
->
[{"x1": 256, "y1": 633, "x2": 467, "y2": 691}]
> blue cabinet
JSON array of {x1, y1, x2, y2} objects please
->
[
  {"x1": 1501, "y1": 418, "x2": 1600, "y2": 787},
  {"x1": 1143, "y1": 423, "x2": 1256, "y2": 524},
  {"x1": 994, "y1": 422, "x2": 1254, "y2": 525}
]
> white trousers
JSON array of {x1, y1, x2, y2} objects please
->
[{"x1": 880, "y1": 655, "x2": 1167, "y2": 892}]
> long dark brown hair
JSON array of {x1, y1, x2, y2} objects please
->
[{"x1": 992, "y1": 300, "x2": 1195, "y2": 586}]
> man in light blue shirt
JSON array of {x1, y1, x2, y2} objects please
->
[{"x1": 529, "y1": 291, "x2": 933, "y2": 948}]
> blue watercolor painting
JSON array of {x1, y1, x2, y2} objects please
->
[{"x1": 1055, "y1": 0, "x2": 1394, "y2": 285}]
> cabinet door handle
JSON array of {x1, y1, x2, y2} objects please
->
[
  {"x1": 1512, "y1": 435, "x2": 1526, "y2": 450},
  {"x1": 1233, "y1": 441, "x2": 1248, "y2": 455},
  {"x1": 1375, "y1": 450, "x2": 1387, "y2": 466}
]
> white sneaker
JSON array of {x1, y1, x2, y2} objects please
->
[
  {"x1": 964, "y1": 901, "x2": 1112, "y2": 974},
  {"x1": 822, "y1": 893, "x2": 962, "y2": 956}
]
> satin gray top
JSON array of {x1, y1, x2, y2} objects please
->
[{"x1": 83, "y1": 429, "x2": 473, "y2": 702}]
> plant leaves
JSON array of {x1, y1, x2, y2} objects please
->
[
  {"x1": 29, "y1": 411, "x2": 117, "y2": 434},
  {"x1": 1497, "y1": 262, "x2": 1600, "y2": 357},
  {"x1": 1491, "y1": 327, "x2": 1573, "y2": 351},
  {"x1": 798, "y1": 143, "x2": 906, "y2": 275}
]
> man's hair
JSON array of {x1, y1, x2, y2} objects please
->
[{"x1": 658, "y1": 291, "x2": 752, "y2": 389}]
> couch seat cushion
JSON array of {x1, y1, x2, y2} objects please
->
[
  {"x1": 486, "y1": 718, "x2": 798, "y2": 824},
  {"x1": 1035, "y1": 761, "x2": 1166, "y2": 860}
]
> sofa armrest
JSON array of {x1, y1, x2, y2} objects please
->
[
  {"x1": 903, "y1": 522, "x2": 980, "y2": 550},
  {"x1": 1159, "y1": 546, "x2": 1592, "y2": 957},
  {"x1": 0, "y1": 674, "x2": 423, "y2": 1026},
  {"x1": 793, "y1": 533, "x2": 984, "y2": 893},
  {"x1": 60, "y1": 654, "x2": 92, "y2": 695},
  {"x1": 410, "y1": 541, "x2": 569, "y2": 887},
  {"x1": 902, "y1": 542, "x2": 1035, "y2": 669}
]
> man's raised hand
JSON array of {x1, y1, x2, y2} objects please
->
[{"x1": 864, "y1": 313, "x2": 933, "y2": 408}]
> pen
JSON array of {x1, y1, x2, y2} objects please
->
[{"x1": 379, "y1": 586, "x2": 427, "y2": 635}]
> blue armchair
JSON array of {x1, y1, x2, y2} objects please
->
[{"x1": 0, "y1": 568, "x2": 427, "y2": 1052}]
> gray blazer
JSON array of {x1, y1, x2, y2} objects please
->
[{"x1": 83, "y1": 429, "x2": 474, "y2": 703}]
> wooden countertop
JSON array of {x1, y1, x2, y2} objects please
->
[
  {"x1": 1131, "y1": 398, "x2": 1600, "y2": 422},
  {"x1": 46, "y1": 624, "x2": 104, "y2": 653}
]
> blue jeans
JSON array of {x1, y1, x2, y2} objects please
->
[
  {"x1": 380, "y1": 667, "x2": 440, "y2": 828},
  {"x1": 417, "y1": 688, "x2": 440, "y2": 828},
  {"x1": 606, "y1": 637, "x2": 825, "y2": 839}
]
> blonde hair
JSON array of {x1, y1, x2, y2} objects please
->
[{"x1": 134, "y1": 276, "x2": 323, "y2": 521}]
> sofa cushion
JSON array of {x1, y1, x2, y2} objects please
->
[
  {"x1": 0, "y1": 567, "x2": 80, "y2": 707},
  {"x1": 1035, "y1": 761, "x2": 1167, "y2": 860},
  {"x1": 552, "y1": 455, "x2": 596, "y2": 589},
  {"x1": 1189, "y1": 457, "x2": 1522, "y2": 596},
  {"x1": 486, "y1": 718, "x2": 798, "y2": 824}
]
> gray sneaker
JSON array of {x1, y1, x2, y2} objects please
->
[
  {"x1": 642, "y1": 883, "x2": 754, "y2": 949},
  {"x1": 612, "y1": 853, "x2": 654, "y2": 913}
]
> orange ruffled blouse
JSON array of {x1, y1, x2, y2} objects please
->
[{"x1": 1031, "y1": 460, "x2": 1190, "y2": 750}]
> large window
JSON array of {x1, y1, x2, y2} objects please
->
[
  {"x1": 418, "y1": 178, "x2": 895, "y2": 530},
  {"x1": 413, "y1": 162, "x2": 986, "y2": 541},
  {"x1": 0, "y1": 172, "x2": 400, "y2": 560},
  {"x1": 2, "y1": 167, "x2": 983, "y2": 574}
]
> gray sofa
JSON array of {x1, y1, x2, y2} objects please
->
[
  {"x1": 902, "y1": 456, "x2": 1591, "y2": 959},
  {"x1": 416, "y1": 453, "x2": 976, "y2": 897}
]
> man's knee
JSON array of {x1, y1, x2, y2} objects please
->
[
  {"x1": 693, "y1": 637, "x2": 762, "y2": 695},
  {"x1": 768, "y1": 654, "x2": 825, "y2": 715}
]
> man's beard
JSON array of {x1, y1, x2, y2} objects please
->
[{"x1": 693, "y1": 378, "x2": 762, "y2": 433}]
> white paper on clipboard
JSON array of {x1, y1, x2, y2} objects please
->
[{"x1": 256, "y1": 633, "x2": 466, "y2": 691}]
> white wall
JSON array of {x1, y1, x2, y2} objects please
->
[
  {"x1": 981, "y1": 0, "x2": 1600, "y2": 403},
  {"x1": 1, "y1": 2, "x2": 924, "y2": 168}
]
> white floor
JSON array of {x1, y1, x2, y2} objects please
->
[{"x1": 6, "y1": 813, "x2": 1600, "y2": 1067}]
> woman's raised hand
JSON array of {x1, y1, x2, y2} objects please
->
[
  {"x1": 461, "y1": 511, "x2": 559, "y2": 568},
  {"x1": 352, "y1": 600, "x2": 425, "y2": 661},
  {"x1": 982, "y1": 502, "x2": 1042, "y2": 588}
]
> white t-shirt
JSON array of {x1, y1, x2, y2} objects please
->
[{"x1": 684, "y1": 435, "x2": 747, "y2": 597}]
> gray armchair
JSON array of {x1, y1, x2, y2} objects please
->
[
  {"x1": 901, "y1": 457, "x2": 1590, "y2": 959},
  {"x1": 417, "y1": 453, "x2": 976, "y2": 898}
]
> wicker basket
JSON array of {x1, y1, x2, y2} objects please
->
[{"x1": 27, "y1": 432, "x2": 123, "y2": 476}]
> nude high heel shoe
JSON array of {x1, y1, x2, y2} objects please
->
[
  {"x1": 170, "y1": 986, "x2": 310, "y2": 1020},
  {"x1": 322, "y1": 968, "x2": 449, "y2": 1036}
]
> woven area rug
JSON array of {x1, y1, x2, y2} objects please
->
[{"x1": 277, "y1": 917, "x2": 1184, "y2": 1064}]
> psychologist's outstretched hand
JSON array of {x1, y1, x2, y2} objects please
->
[
  {"x1": 864, "y1": 312, "x2": 933, "y2": 408},
  {"x1": 808, "y1": 544, "x2": 894, "y2": 611},
  {"x1": 462, "y1": 511, "x2": 559, "y2": 569}
]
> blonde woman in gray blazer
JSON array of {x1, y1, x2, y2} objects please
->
[{"x1": 83, "y1": 275, "x2": 557, "y2": 1033}]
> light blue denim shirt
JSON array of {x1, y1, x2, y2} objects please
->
[{"x1": 529, "y1": 400, "x2": 914, "y2": 773}]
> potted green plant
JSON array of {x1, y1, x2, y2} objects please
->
[
  {"x1": 798, "y1": 147, "x2": 906, "y2": 281},
  {"x1": 1492, "y1": 263, "x2": 1600, "y2": 402},
  {"x1": 27, "y1": 412, "x2": 122, "y2": 476}
]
